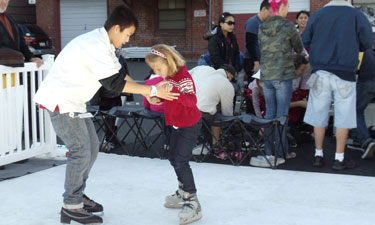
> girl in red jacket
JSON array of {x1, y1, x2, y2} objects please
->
[{"x1": 145, "y1": 44, "x2": 202, "y2": 225}]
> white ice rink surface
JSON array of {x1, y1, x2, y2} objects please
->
[{"x1": 0, "y1": 153, "x2": 374, "y2": 225}]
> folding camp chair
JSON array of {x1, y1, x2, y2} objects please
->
[
  {"x1": 86, "y1": 105, "x2": 118, "y2": 153},
  {"x1": 103, "y1": 106, "x2": 166, "y2": 158},
  {"x1": 238, "y1": 114, "x2": 288, "y2": 169},
  {"x1": 99, "y1": 105, "x2": 144, "y2": 155},
  {"x1": 194, "y1": 114, "x2": 248, "y2": 166},
  {"x1": 131, "y1": 108, "x2": 166, "y2": 159}
]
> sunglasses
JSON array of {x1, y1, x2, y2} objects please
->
[{"x1": 225, "y1": 21, "x2": 235, "y2": 26}]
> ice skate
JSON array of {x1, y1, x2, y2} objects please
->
[
  {"x1": 164, "y1": 188, "x2": 184, "y2": 208},
  {"x1": 60, "y1": 207, "x2": 102, "y2": 224},
  {"x1": 83, "y1": 194, "x2": 103, "y2": 215},
  {"x1": 178, "y1": 192, "x2": 202, "y2": 225}
]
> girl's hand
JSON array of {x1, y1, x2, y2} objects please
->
[
  {"x1": 156, "y1": 81, "x2": 179, "y2": 101},
  {"x1": 145, "y1": 95, "x2": 163, "y2": 105}
]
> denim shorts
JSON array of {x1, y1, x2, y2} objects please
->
[{"x1": 303, "y1": 70, "x2": 356, "y2": 128}]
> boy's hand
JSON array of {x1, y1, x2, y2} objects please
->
[{"x1": 156, "y1": 81, "x2": 179, "y2": 101}]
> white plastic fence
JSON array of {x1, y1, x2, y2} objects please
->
[{"x1": 0, "y1": 55, "x2": 56, "y2": 166}]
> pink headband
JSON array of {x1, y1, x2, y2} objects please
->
[{"x1": 151, "y1": 49, "x2": 166, "y2": 59}]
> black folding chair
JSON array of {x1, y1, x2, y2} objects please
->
[
  {"x1": 100, "y1": 105, "x2": 145, "y2": 155},
  {"x1": 86, "y1": 105, "x2": 116, "y2": 152},
  {"x1": 195, "y1": 114, "x2": 248, "y2": 166},
  {"x1": 103, "y1": 106, "x2": 166, "y2": 158},
  {"x1": 131, "y1": 108, "x2": 166, "y2": 159},
  {"x1": 238, "y1": 114, "x2": 288, "y2": 169}
]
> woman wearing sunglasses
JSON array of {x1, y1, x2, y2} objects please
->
[{"x1": 208, "y1": 12, "x2": 240, "y2": 72}]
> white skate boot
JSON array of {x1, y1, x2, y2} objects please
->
[
  {"x1": 178, "y1": 192, "x2": 202, "y2": 225},
  {"x1": 165, "y1": 182, "x2": 184, "y2": 208},
  {"x1": 164, "y1": 189, "x2": 184, "y2": 208}
]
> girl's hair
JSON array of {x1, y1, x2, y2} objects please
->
[
  {"x1": 218, "y1": 12, "x2": 234, "y2": 25},
  {"x1": 296, "y1": 10, "x2": 310, "y2": 20},
  {"x1": 269, "y1": 0, "x2": 288, "y2": 16},
  {"x1": 145, "y1": 44, "x2": 185, "y2": 76}
]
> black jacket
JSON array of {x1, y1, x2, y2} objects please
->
[
  {"x1": 358, "y1": 48, "x2": 375, "y2": 82},
  {"x1": 0, "y1": 13, "x2": 34, "y2": 61},
  {"x1": 208, "y1": 27, "x2": 240, "y2": 72}
]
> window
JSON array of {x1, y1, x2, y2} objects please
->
[{"x1": 158, "y1": 0, "x2": 186, "y2": 30}]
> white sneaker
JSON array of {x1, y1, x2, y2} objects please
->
[
  {"x1": 362, "y1": 141, "x2": 375, "y2": 159},
  {"x1": 179, "y1": 193, "x2": 202, "y2": 225},
  {"x1": 165, "y1": 189, "x2": 184, "y2": 208},
  {"x1": 192, "y1": 144, "x2": 209, "y2": 155},
  {"x1": 250, "y1": 155, "x2": 285, "y2": 167}
]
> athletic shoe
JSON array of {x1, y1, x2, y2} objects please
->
[
  {"x1": 362, "y1": 141, "x2": 375, "y2": 159},
  {"x1": 332, "y1": 159, "x2": 356, "y2": 171},
  {"x1": 249, "y1": 155, "x2": 285, "y2": 168},
  {"x1": 312, "y1": 156, "x2": 324, "y2": 167},
  {"x1": 212, "y1": 147, "x2": 228, "y2": 160},
  {"x1": 192, "y1": 144, "x2": 209, "y2": 156}
]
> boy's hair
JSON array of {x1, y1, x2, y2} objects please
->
[
  {"x1": 293, "y1": 54, "x2": 308, "y2": 69},
  {"x1": 145, "y1": 44, "x2": 185, "y2": 76},
  {"x1": 104, "y1": 5, "x2": 139, "y2": 31},
  {"x1": 218, "y1": 12, "x2": 235, "y2": 24},
  {"x1": 221, "y1": 64, "x2": 237, "y2": 78},
  {"x1": 260, "y1": 0, "x2": 271, "y2": 11}
]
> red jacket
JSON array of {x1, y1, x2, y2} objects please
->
[{"x1": 164, "y1": 66, "x2": 201, "y2": 127}]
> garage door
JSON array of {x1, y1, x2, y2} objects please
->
[
  {"x1": 60, "y1": 0, "x2": 107, "y2": 48},
  {"x1": 223, "y1": 0, "x2": 310, "y2": 14}
]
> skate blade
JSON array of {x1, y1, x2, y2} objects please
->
[
  {"x1": 92, "y1": 211, "x2": 104, "y2": 217},
  {"x1": 179, "y1": 212, "x2": 202, "y2": 225},
  {"x1": 67, "y1": 221, "x2": 103, "y2": 225},
  {"x1": 164, "y1": 203, "x2": 183, "y2": 209}
]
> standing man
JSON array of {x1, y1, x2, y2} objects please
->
[
  {"x1": 34, "y1": 6, "x2": 178, "y2": 224},
  {"x1": 243, "y1": 0, "x2": 271, "y2": 113},
  {"x1": 349, "y1": 47, "x2": 375, "y2": 159},
  {"x1": 302, "y1": 0, "x2": 373, "y2": 170},
  {"x1": 243, "y1": 0, "x2": 271, "y2": 78},
  {"x1": 0, "y1": 0, "x2": 42, "y2": 67}
]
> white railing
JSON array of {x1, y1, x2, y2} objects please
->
[{"x1": 0, "y1": 55, "x2": 56, "y2": 166}]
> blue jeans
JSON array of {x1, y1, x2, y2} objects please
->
[
  {"x1": 262, "y1": 80, "x2": 293, "y2": 157},
  {"x1": 49, "y1": 111, "x2": 99, "y2": 206},
  {"x1": 168, "y1": 121, "x2": 201, "y2": 194},
  {"x1": 350, "y1": 81, "x2": 375, "y2": 145}
]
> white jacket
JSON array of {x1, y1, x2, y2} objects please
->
[{"x1": 189, "y1": 66, "x2": 234, "y2": 116}]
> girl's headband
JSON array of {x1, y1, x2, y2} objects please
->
[{"x1": 151, "y1": 49, "x2": 166, "y2": 59}]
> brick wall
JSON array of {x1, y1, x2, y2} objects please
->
[
  {"x1": 34, "y1": 0, "x2": 329, "y2": 59},
  {"x1": 36, "y1": 0, "x2": 61, "y2": 53},
  {"x1": 310, "y1": 0, "x2": 331, "y2": 13},
  {"x1": 108, "y1": 0, "x2": 217, "y2": 59},
  {"x1": 7, "y1": 0, "x2": 36, "y2": 24}
]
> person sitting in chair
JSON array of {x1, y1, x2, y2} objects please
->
[{"x1": 189, "y1": 64, "x2": 237, "y2": 159}]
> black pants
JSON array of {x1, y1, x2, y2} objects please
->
[{"x1": 168, "y1": 121, "x2": 201, "y2": 194}]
